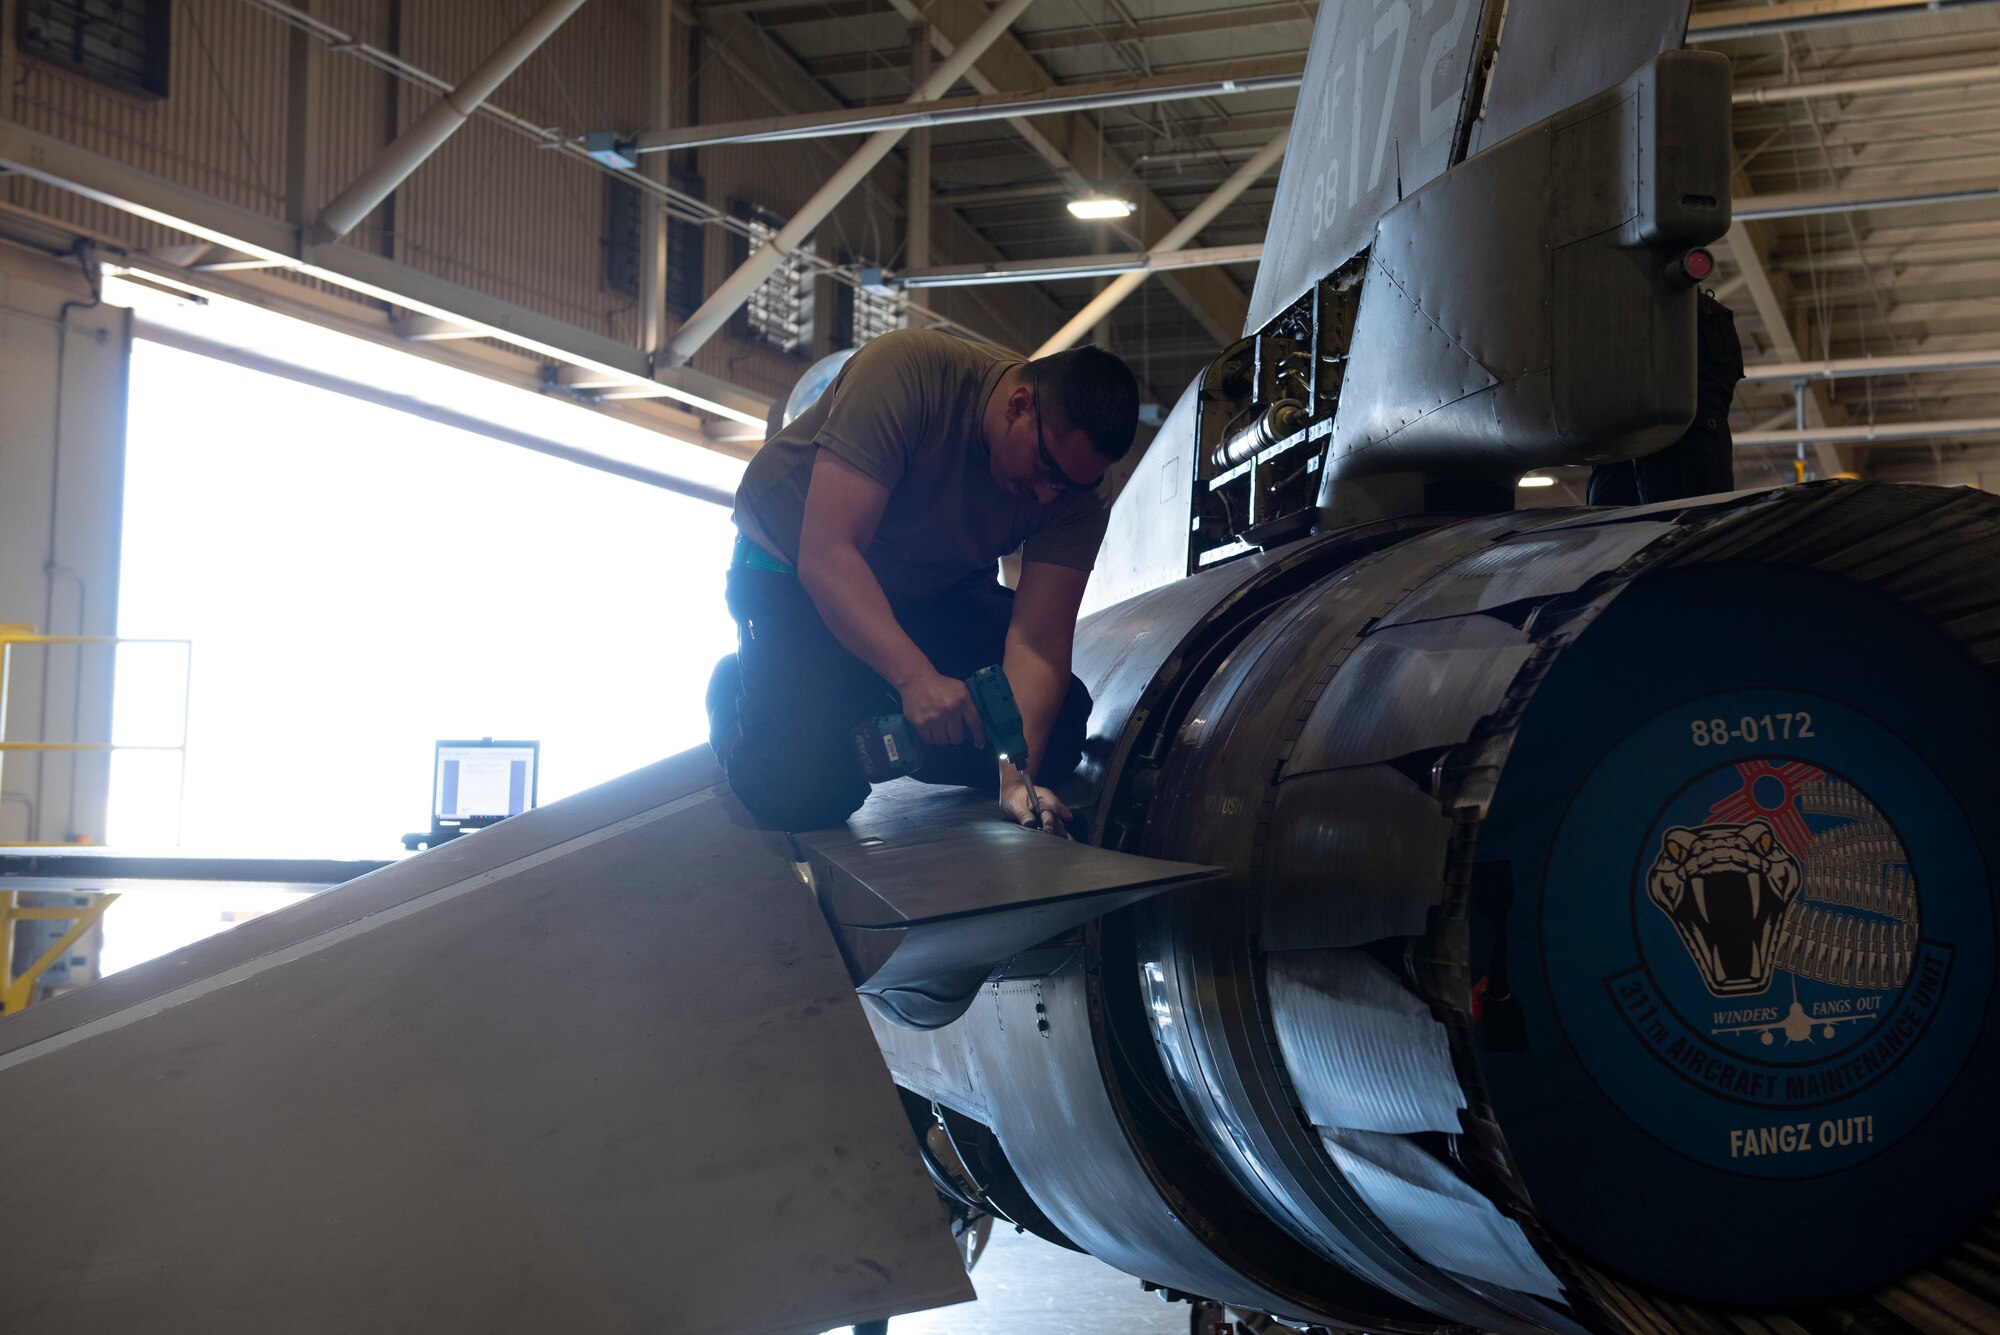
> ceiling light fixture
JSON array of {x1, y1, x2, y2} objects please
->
[
  {"x1": 1517, "y1": 473, "x2": 1557, "y2": 488},
  {"x1": 1068, "y1": 195, "x2": 1136, "y2": 220}
]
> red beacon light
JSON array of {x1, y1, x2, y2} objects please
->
[{"x1": 1673, "y1": 247, "x2": 1716, "y2": 285}]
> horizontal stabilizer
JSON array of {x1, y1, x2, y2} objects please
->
[
  {"x1": 797, "y1": 783, "x2": 1227, "y2": 1029},
  {"x1": 0, "y1": 749, "x2": 973, "y2": 1335}
]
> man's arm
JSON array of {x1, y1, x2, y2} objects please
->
[
  {"x1": 797, "y1": 450, "x2": 985, "y2": 747},
  {"x1": 999, "y1": 559, "x2": 1090, "y2": 831}
]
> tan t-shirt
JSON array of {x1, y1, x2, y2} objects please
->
[{"x1": 733, "y1": 330, "x2": 1110, "y2": 602}]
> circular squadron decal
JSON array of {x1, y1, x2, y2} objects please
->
[
  {"x1": 1540, "y1": 692, "x2": 1988, "y2": 1180},
  {"x1": 1638, "y1": 762, "x2": 1930, "y2": 1142}
]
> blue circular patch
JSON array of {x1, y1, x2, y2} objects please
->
[
  {"x1": 1544, "y1": 700, "x2": 1983, "y2": 1182},
  {"x1": 1475, "y1": 565, "x2": 2000, "y2": 1304}
]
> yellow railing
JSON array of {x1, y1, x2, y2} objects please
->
[
  {"x1": 0, "y1": 892, "x2": 120, "y2": 1015},
  {"x1": 0, "y1": 624, "x2": 191, "y2": 1012},
  {"x1": 0, "y1": 623, "x2": 194, "y2": 846}
]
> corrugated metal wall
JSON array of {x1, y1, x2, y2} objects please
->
[
  {"x1": 397, "y1": 0, "x2": 649, "y2": 345},
  {"x1": 0, "y1": 0, "x2": 1058, "y2": 409},
  {"x1": 5, "y1": 0, "x2": 287, "y2": 253},
  {"x1": 689, "y1": 20, "x2": 912, "y2": 398},
  {"x1": 314, "y1": 0, "x2": 397, "y2": 256}
]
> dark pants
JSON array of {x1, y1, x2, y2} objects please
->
[{"x1": 707, "y1": 566, "x2": 1094, "y2": 831}]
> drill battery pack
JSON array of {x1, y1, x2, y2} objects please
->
[
  {"x1": 850, "y1": 665, "x2": 1030, "y2": 785},
  {"x1": 852, "y1": 713, "x2": 924, "y2": 783}
]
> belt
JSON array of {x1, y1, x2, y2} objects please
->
[{"x1": 731, "y1": 533, "x2": 794, "y2": 575}]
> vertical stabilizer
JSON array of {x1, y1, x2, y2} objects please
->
[
  {"x1": 1245, "y1": 0, "x2": 1493, "y2": 334},
  {"x1": 1469, "y1": 0, "x2": 1693, "y2": 152},
  {"x1": 1247, "y1": 1, "x2": 1699, "y2": 339}
]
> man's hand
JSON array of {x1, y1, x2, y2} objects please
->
[
  {"x1": 1000, "y1": 775, "x2": 1072, "y2": 837},
  {"x1": 898, "y1": 670, "x2": 988, "y2": 749}
]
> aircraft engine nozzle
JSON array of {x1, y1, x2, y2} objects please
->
[{"x1": 880, "y1": 482, "x2": 2000, "y2": 1333}]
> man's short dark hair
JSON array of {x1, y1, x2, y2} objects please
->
[{"x1": 1028, "y1": 344, "x2": 1140, "y2": 463}]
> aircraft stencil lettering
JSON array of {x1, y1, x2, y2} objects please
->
[{"x1": 1247, "y1": 0, "x2": 1483, "y2": 331}]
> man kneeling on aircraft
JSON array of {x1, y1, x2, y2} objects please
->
[{"x1": 707, "y1": 329, "x2": 1139, "y2": 834}]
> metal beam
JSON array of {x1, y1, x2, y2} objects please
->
[
  {"x1": 96, "y1": 249, "x2": 754, "y2": 455},
  {"x1": 1690, "y1": 0, "x2": 2000, "y2": 42},
  {"x1": 802, "y1": 44, "x2": 1285, "y2": 84},
  {"x1": 694, "y1": 19, "x2": 910, "y2": 229},
  {"x1": 700, "y1": 0, "x2": 1319, "y2": 44},
  {"x1": 693, "y1": 0, "x2": 875, "y2": 17},
  {"x1": 1858, "y1": 297, "x2": 2000, "y2": 328},
  {"x1": 1735, "y1": 416, "x2": 2000, "y2": 446},
  {"x1": 1130, "y1": 144, "x2": 1270, "y2": 169},
  {"x1": 698, "y1": 12, "x2": 1061, "y2": 353},
  {"x1": 886, "y1": 171, "x2": 1960, "y2": 296},
  {"x1": 1739, "y1": 180, "x2": 2000, "y2": 220},
  {"x1": 1035, "y1": 132, "x2": 1288, "y2": 355},
  {"x1": 641, "y1": 0, "x2": 676, "y2": 358},
  {"x1": 390, "y1": 314, "x2": 484, "y2": 341},
  {"x1": 631, "y1": 61, "x2": 1302, "y2": 152},
  {"x1": 313, "y1": 0, "x2": 592, "y2": 243},
  {"x1": 247, "y1": 0, "x2": 834, "y2": 299},
  {"x1": 1710, "y1": 272, "x2": 1751, "y2": 303},
  {"x1": 893, "y1": 242, "x2": 1264, "y2": 288},
  {"x1": 908, "y1": 24, "x2": 933, "y2": 273},
  {"x1": 1015, "y1": 0, "x2": 1319, "y2": 54},
  {"x1": 1773, "y1": 236, "x2": 2000, "y2": 273},
  {"x1": 282, "y1": 10, "x2": 320, "y2": 226},
  {"x1": 247, "y1": 0, "x2": 951, "y2": 337},
  {"x1": 896, "y1": 163, "x2": 1971, "y2": 290},
  {"x1": 1743, "y1": 350, "x2": 2000, "y2": 381},
  {"x1": 891, "y1": 0, "x2": 1251, "y2": 344},
  {"x1": 0, "y1": 117, "x2": 771, "y2": 426},
  {"x1": 0, "y1": 0, "x2": 14, "y2": 125},
  {"x1": 1734, "y1": 62, "x2": 2000, "y2": 106},
  {"x1": 1724, "y1": 208, "x2": 1849, "y2": 476},
  {"x1": 661, "y1": 0, "x2": 1039, "y2": 366},
  {"x1": 934, "y1": 182, "x2": 1067, "y2": 208},
  {"x1": 139, "y1": 325, "x2": 735, "y2": 506}
]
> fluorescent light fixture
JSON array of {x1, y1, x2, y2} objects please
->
[
  {"x1": 1068, "y1": 195, "x2": 1137, "y2": 220},
  {"x1": 583, "y1": 131, "x2": 640, "y2": 170},
  {"x1": 1517, "y1": 473, "x2": 1557, "y2": 488}
]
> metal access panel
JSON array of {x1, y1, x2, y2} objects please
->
[
  {"x1": 799, "y1": 782, "x2": 1228, "y2": 1029},
  {"x1": 0, "y1": 749, "x2": 973, "y2": 1335}
]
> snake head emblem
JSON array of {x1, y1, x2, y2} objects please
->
[{"x1": 1647, "y1": 819, "x2": 1802, "y2": 997}]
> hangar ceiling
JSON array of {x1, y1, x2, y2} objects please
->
[
  {"x1": 3, "y1": 0, "x2": 1997, "y2": 484},
  {"x1": 722, "y1": 0, "x2": 2000, "y2": 478}
]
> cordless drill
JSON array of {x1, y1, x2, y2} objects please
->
[{"x1": 851, "y1": 665, "x2": 1050, "y2": 829}]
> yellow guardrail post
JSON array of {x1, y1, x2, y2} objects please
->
[
  {"x1": 0, "y1": 626, "x2": 194, "y2": 848},
  {"x1": 0, "y1": 891, "x2": 120, "y2": 1015},
  {"x1": 0, "y1": 626, "x2": 189, "y2": 1010}
]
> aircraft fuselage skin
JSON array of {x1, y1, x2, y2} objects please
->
[{"x1": 876, "y1": 483, "x2": 2000, "y2": 1333}]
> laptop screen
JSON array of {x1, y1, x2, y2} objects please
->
[{"x1": 433, "y1": 740, "x2": 539, "y2": 823}]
